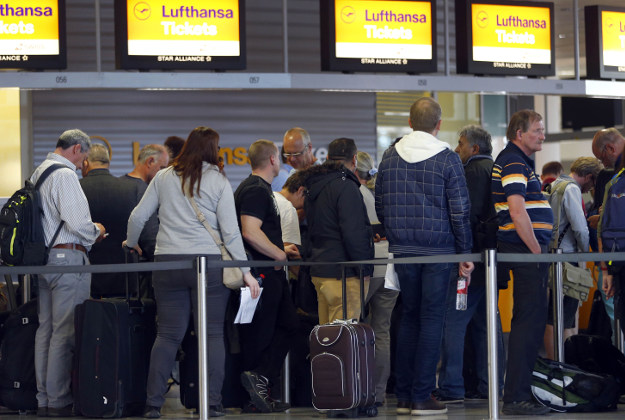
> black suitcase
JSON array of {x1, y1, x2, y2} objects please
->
[
  {"x1": 74, "y1": 249, "x2": 156, "y2": 418},
  {"x1": 309, "y1": 267, "x2": 377, "y2": 418},
  {"x1": 0, "y1": 274, "x2": 38, "y2": 412}
]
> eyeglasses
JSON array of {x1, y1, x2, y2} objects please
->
[{"x1": 283, "y1": 147, "x2": 307, "y2": 159}]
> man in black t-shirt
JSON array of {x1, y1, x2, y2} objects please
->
[{"x1": 234, "y1": 139, "x2": 298, "y2": 413}]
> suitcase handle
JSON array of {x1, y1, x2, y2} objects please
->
[
  {"x1": 340, "y1": 265, "x2": 367, "y2": 322},
  {"x1": 123, "y1": 246, "x2": 145, "y2": 309}
]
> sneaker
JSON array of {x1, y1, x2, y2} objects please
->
[
  {"x1": 242, "y1": 401, "x2": 262, "y2": 414},
  {"x1": 269, "y1": 400, "x2": 290, "y2": 412},
  {"x1": 431, "y1": 389, "x2": 464, "y2": 404},
  {"x1": 397, "y1": 400, "x2": 411, "y2": 414},
  {"x1": 240, "y1": 371, "x2": 272, "y2": 413},
  {"x1": 47, "y1": 404, "x2": 74, "y2": 418},
  {"x1": 411, "y1": 399, "x2": 448, "y2": 416},
  {"x1": 142, "y1": 405, "x2": 161, "y2": 419},
  {"x1": 502, "y1": 400, "x2": 550, "y2": 415},
  {"x1": 209, "y1": 404, "x2": 225, "y2": 417}
]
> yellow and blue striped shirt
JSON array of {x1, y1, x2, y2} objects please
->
[{"x1": 491, "y1": 142, "x2": 553, "y2": 245}]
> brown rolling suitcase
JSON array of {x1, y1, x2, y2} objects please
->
[{"x1": 309, "y1": 267, "x2": 377, "y2": 418}]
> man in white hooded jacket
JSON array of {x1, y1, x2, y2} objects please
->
[{"x1": 375, "y1": 97, "x2": 473, "y2": 416}]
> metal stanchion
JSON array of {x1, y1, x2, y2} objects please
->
[
  {"x1": 21, "y1": 274, "x2": 31, "y2": 304},
  {"x1": 341, "y1": 265, "x2": 347, "y2": 319},
  {"x1": 282, "y1": 266, "x2": 291, "y2": 404},
  {"x1": 616, "y1": 319, "x2": 625, "y2": 354},
  {"x1": 196, "y1": 257, "x2": 209, "y2": 420},
  {"x1": 282, "y1": 352, "x2": 291, "y2": 403},
  {"x1": 485, "y1": 249, "x2": 499, "y2": 420},
  {"x1": 552, "y1": 249, "x2": 565, "y2": 362}
]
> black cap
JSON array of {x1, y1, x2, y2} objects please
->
[{"x1": 327, "y1": 137, "x2": 357, "y2": 161}]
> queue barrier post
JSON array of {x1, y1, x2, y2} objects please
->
[
  {"x1": 282, "y1": 265, "x2": 291, "y2": 404},
  {"x1": 196, "y1": 256, "x2": 209, "y2": 420},
  {"x1": 552, "y1": 248, "x2": 565, "y2": 362},
  {"x1": 616, "y1": 319, "x2": 625, "y2": 354},
  {"x1": 485, "y1": 248, "x2": 499, "y2": 420}
]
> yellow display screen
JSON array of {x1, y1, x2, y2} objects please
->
[
  {"x1": 333, "y1": 0, "x2": 432, "y2": 60},
  {"x1": 116, "y1": 0, "x2": 245, "y2": 69},
  {"x1": 125, "y1": 0, "x2": 240, "y2": 56},
  {"x1": 601, "y1": 10, "x2": 625, "y2": 68},
  {"x1": 321, "y1": 0, "x2": 436, "y2": 73},
  {"x1": 471, "y1": 3, "x2": 552, "y2": 66},
  {"x1": 0, "y1": 0, "x2": 65, "y2": 68}
]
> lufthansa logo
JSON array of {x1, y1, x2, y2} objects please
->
[
  {"x1": 133, "y1": 2, "x2": 151, "y2": 20},
  {"x1": 476, "y1": 10, "x2": 488, "y2": 29},
  {"x1": 340, "y1": 6, "x2": 356, "y2": 24}
]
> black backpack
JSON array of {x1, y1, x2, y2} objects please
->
[{"x1": 0, "y1": 164, "x2": 64, "y2": 266}]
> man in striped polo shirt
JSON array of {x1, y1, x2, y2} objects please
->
[{"x1": 492, "y1": 110, "x2": 553, "y2": 416}]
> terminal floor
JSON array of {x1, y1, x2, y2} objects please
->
[{"x1": 2, "y1": 387, "x2": 623, "y2": 420}]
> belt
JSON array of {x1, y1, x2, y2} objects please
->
[{"x1": 53, "y1": 243, "x2": 87, "y2": 254}]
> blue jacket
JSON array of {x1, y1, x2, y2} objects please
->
[{"x1": 375, "y1": 130, "x2": 472, "y2": 256}]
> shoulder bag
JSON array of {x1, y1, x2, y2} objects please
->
[
  {"x1": 548, "y1": 181, "x2": 594, "y2": 302},
  {"x1": 186, "y1": 193, "x2": 244, "y2": 290}
]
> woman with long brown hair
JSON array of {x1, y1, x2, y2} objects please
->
[{"x1": 125, "y1": 126, "x2": 259, "y2": 418}]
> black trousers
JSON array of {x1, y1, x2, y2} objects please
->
[
  {"x1": 238, "y1": 268, "x2": 299, "y2": 386},
  {"x1": 498, "y1": 241, "x2": 549, "y2": 403}
]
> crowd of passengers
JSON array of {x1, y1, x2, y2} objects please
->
[{"x1": 24, "y1": 96, "x2": 625, "y2": 418}]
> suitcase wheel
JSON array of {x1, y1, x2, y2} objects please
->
[{"x1": 365, "y1": 406, "x2": 378, "y2": 417}]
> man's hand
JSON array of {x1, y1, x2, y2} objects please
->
[
  {"x1": 459, "y1": 261, "x2": 474, "y2": 278},
  {"x1": 587, "y1": 214, "x2": 600, "y2": 230},
  {"x1": 284, "y1": 243, "x2": 301, "y2": 260},
  {"x1": 95, "y1": 223, "x2": 106, "y2": 243},
  {"x1": 603, "y1": 272, "x2": 615, "y2": 299},
  {"x1": 508, "y1": 194, "x2": 542, "y2": 254}
]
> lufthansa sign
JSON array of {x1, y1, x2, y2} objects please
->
[
  {"x1": 471, "y1": 3, "x2": 552, "y2": 65},
  {"x1": 334, "y1": 0, "x2": 433, "y2": 60},
  {"x1": 601, "y1": 10, "x2": 625, "y2": 69},
  {"x1": 125, "y1": 0, "x2": 240, "y2": 57},
  {"x1": 0, "y1": 1, "x2": 60, "y2": 57}
]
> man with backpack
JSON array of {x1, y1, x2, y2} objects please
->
[
  {"x1": 32, "y1": 129, "x2": 106, "y2": 417},
  {"x1": 593, "y1": 128, "x2": 625, "y2": 337}
]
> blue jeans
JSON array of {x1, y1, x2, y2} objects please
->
[
  {"x1": 438, "y1": 265, "x2": 505, "y2": 398},
  {"x1": 394, "y1": 256, "x2": 452, "y2": 403}
]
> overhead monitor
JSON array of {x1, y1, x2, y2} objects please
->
[
  {"x1": 115, "y1": 0, "x2": 246, "y2": 70},
  {"x1": 455, "y1": 0, "x2": 555, "y2": 77},
  {"x1": 585, "y1": 6, "x2": 625, "y2": 80},
  {"x1": 320, "y1": 0, "x2": 437, "y2": 73},
  {"x1": 0, "y1": 0, "x2": 66, "y2": 69}
]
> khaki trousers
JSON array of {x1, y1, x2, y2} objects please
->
[{"x1": 311, "y1": 276, "x2": 369, "y2": 324}]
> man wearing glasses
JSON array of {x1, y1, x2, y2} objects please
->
[
  {"x1": 592, "y1": 127, "x2": 625, "y2": 170},
  {"x1": 492, "y1": 110, "x2": 553, "y2": 415},
  {"x1": 283, "y1": 127, "x2": 318, "y2": 171}
]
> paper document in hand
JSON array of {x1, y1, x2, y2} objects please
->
[{"x1": 234, "y1": 287, "x2": 263, "y2": 324}]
